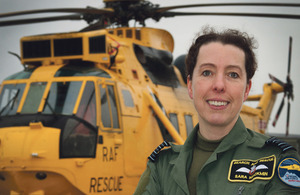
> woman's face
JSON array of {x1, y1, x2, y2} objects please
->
[{"x1": 187, "y1": 42, "x2": 251, "y2": 129}]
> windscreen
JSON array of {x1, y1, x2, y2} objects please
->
[{"x1": 0, "y1": 83, "x2": 26, "y2": 116}]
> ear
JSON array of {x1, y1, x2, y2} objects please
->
[
  {"x1": 243, "y1": 80, "x2": 252, "y2": 102},
  {"x1": 187, "y1": 75, "x2": 193, "y2": 99}
]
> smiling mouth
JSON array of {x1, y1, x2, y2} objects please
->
[{"x1": 207, "y1": 100, "x2": 228, "y2": 106}]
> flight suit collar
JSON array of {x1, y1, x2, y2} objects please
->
[
  {"x1": 203, "y1": 117, "x2": 251, "y2": 165},
  {"x1": 246, "y1": 130, "x2": 267, "y2": 148},
  {"x1": 169, "y1": 117, "x2": 251, "y2": 194},
  {"x1": 215, "y1": 117, "x2": 266, "y2": 150},
  {"x1": 215, "y1": 117, "x2": 249, "y2": 153}
]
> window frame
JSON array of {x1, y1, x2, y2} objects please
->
[{"x1": 98, "y1": 80, "x2": 121, "y2": 132}]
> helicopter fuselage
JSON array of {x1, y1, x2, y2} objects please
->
[{"x1": 0, "y1": 27, "x2": 197, "y2": 194}]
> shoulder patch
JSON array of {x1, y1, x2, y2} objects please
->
[
  {"x1": 148, "y1": 141, "x2": 171, "y2": 162},
  {"x1": 265, "y1": 136, "x2": 296, "y2": 152},
  {"x1": 278, "y1": 157, "x2": 300, "y2": 188}
]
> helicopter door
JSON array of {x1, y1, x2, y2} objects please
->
[
  {"x1": 97, "y1": 81, "x2": 124, "y2": 185},
  {"x1": 45, "y1": 81, "x2": 98, "y2": 158},
  {"x1": 116, "y1": 83, "x2": 143, "y2": 177}
]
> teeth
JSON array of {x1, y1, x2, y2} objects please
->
[{"x1": 208, "y1": 101, "x2": 228, "y2": 106}]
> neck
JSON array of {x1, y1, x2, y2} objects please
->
[{"x1": 198, "y1": 117, "x2": 238, "y2": 141}]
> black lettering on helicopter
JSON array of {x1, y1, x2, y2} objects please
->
[
  {"x1": 102, "y1": 146, "x2": 118, "y2": 162},
  {"x1": 89, "y1": 176, "x2": 123, "y2": 193}
]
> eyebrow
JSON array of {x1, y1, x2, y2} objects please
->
[
  {"x1": 199, "y1": 63, "x2": 215, "y2": 69},
  {"x1": 199, "y1": 63, "x2": 243, "y2": 72},
  {"x1": 226, "y1": 65, "x2": 243, "y2": 72}
]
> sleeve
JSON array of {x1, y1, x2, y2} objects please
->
[
  {"x1": 264, "y1": 150, "x2": 300, "y2": 194},
  {"x1": 133, "y1": 162, "x2": 162, "y2": 195}
]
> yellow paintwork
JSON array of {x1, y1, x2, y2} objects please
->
[
  {"x1": 241, "y1": 82, "x2": 283, "y2": 134},
  {"x1": 279, "y1": 164, "x2": 300, "y2": 171},
  {"x1": 0, "y1": 26, "x2": 284, "y2": 194}
]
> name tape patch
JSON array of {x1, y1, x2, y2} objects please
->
[
  {"x1": 228, "y1": 155, "x2": 276, "y2": 183},
  {"x1": 278, "y1": 157, "x2": 300, "y2": 188}
]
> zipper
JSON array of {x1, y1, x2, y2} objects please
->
[{"x1": 237, "y1": 186, "x2": 245, "y2": 195}]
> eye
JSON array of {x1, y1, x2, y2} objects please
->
[
  {"x1": 228, "y1": 72, "x2": 239, "y2": 78},
  {"x1": 202, "y1": 70, "x2": 212, "y2": 77}
]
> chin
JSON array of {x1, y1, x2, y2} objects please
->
[{"x1": 205, "y1": 116, "x2": 231, "y2": 126}]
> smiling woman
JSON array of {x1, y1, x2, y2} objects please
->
[
  {"x1": 134, "y1": 27, "x2": 300, "y2": 195},
  {"x1": 186, "y1": 28, "x2": 255, "y2": 140}
]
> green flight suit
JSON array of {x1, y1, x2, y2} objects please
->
[{"x1": 134, "y1": 117, "x2": 300, "y2": 194}]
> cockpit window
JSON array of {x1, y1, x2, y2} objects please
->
[
  {"x1": 43, "y1": 80, "x2": 97, "y2": 158},
  {"x1": 42, "y1": 81, "x2": 82, "y2": 115},
  {"x1": 0, "y1": 83, "x2": 26, "y2": 116},
  {"x1": 55, "y1": 64, "x2": 111, "y2": 78},
  {"x1": 76, "y1": 81, "x2": 96, "y2": 127},
  {"x1": 0, "y1": 80, "x2": 97, "y2": 159},
  {"x1": 108, "y1": 85, "x2": 119, "y2": 129},
  {"x1": 60, "y1": 117, "x2": 97, "y2": 158},
  {"x1": 4, "y1": 69, "x2": 34, "y2": 80},
  {"x1": 99, "y1": 84, "x2": 120, "y2": 129},
  {"x1": 21, "y1": 82, "x2": 47, "y2": 114},
  {"x1": 100, "y1": 85, "x2": 111, "y2": 128}
]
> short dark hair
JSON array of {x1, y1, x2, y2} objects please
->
[{"x1": 185, "y1": 27, "x2": 257, "y2": 83}]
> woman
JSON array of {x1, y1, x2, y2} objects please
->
[{"x1": 134, "y1": 27, "x2": 300, "y2": 194}]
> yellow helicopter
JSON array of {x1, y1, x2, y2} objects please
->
[{"x1": 0, "y1": 0, "x2": 298, "y2": 194}]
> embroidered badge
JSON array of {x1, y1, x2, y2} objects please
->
[
  {"x1": 228, "y1": 155, "x2": 276, "y2": 182},
  {"x1": 278, "y1": 157, "x2": 300, "y2": 188}
]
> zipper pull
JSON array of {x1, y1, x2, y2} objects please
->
[{"x1": 238, "y1": 186, "x2": 245, "y2": 195}]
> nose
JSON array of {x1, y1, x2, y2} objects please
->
[{"x1": 212, "y1": 74, "x2": 225, "y2": 93}]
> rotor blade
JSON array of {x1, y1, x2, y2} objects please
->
[
  {"x1": 161, "y1": 11, "x2": 300, "y2": 20},
  {"x1": 269, "y1": 74, "x2": 285, "y2": 87},
  {"x1": 287, "y1": 36, "x2": 293, "y2": 76},
  {"x1": 80, "y1": 20, "x2": 108, "y2": 32},
  {"x1": 0, "y1": 14, "x2": 83, "y2": 27},
  {"x1": 286, "y1": 75, "x2": 294, "y2": 101},
  {"x1": 156, "y1": 3, "x2": 300, "y2": 13},
  {"x1": 0, "y1": 8, "x2": 113, "y2": 18},
  {"x1": 286, "y1": 98, "x2": 290, "y2": 136},
  {"x1": 272, "y1": 94, "x2": 286, "y2": 127}
]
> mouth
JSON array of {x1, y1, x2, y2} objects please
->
[{"x1": 207, "y1": 100, "x2": 229, "y2": 107}]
